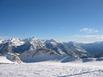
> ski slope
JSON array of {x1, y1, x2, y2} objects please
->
[{"x1": 0, "y1": 61, "x2": 103, "y2": 77}]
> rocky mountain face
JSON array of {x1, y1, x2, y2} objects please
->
[{"x1": 0, "y1": 37, "x2": 103, "y2": 62}]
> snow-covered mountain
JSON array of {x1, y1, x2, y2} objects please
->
[
  {"x1": 0, "y1": 38, "x2": 4, "y2": 44},
  {"x1": 80, "y1": 42, "x2": 103, "y2": 58},
  {"x1": 9, "y1": 38, "x2": 24, "y2": 46},
  {"x1": 0, "y1": 37, "x2": 103, "y2": 62}
]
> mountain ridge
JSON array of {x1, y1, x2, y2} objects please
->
[{"x1": 0, "y1": 37, "x2": 103, "y2": 62}]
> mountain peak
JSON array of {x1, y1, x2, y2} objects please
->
[{"x1": 8, "y1": 38, "x2": 24, "y2": 46}]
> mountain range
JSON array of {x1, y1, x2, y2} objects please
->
[{"x1": 0, "y1": 37, "x2": 103, "y2": 62}]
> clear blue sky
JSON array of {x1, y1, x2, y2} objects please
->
[{"x1": 0, "y1": 0, "x2": 103, "y2": 42}]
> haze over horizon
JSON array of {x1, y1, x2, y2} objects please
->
[{"x1": 0, "y1": 0, "x2": 103, "y2": 43}]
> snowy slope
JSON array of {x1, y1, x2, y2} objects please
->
[
  {"x1": 0, "y1": 56, "x2": 14, "y2": 63},
  {"x1": 0, "y1": 61, "x2": 103, "y2": 77}
]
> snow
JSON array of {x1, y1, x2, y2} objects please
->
[
  {"x1": 10, "y1": 38, "x2": 24, "y2": 46},
  {"x1": 0, "y1": 61, "x2": 103, "y2": 77},
  {"x1": 0, "y1": 38, "x2": 3, "y2": 44},
  {"x1": 0, "y1": 56, "x2": 14, "y2": 64}
]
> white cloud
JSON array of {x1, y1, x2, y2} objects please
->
[{"x1": 80, "y1": 28, "x2": 98, "y2": 34}]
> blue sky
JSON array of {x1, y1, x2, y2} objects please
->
[{"x1": 0, "y1": 0, "x2": 103, "y2": 42}]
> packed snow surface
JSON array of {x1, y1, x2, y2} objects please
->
[{"x1": 0, "y1": 61, "x2": 103, "y2": 77}]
